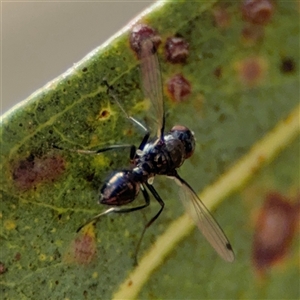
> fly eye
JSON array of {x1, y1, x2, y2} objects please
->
[{"x1": 185, "y1": 144, "x2": 195, "y2": 158}]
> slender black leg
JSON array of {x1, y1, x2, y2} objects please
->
[
  {"x1": 131, "y1": 131, "x2": 150, "y2": 161},
  {"x1": 53, "y1": 132, "x2": 150, "y2": 161},
  {"x1": 130, "y1": 145, "x2": 137, "y2": 160},
  {"x1": 134, "y1": 182, "x2": 165, "y2": 265},
  {"x1": 76, "y1": 184, "x2": 150, "y2": 232},
  {"x1": 137, "y1": 132, "x2": 150, "y2": 151}
]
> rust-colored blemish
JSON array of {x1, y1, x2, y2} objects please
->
[
  {"x1": 252, "y1": 192, "x2": 299, "y2": 273},
  {"x1": 213, "y1": 6, "x2": 231, "y2": 29},
  {"x1": 14, "y1": 252, "x2": 21, "y2": 261},
  {"x1": 241, "y1": 24, "x2": 264, "y2": 46},
  {"x1": 129, "y1": 24, "x2": 161, "y2": 57},
  {"x1": 64, "y1": 226, "x2": 97, "y2": 265},
  {"x1": 280, "y1": 57, "x2": 296, "y2": 74},
  {"x1": 0, "y1": 262, "x2": 7, "y2": 275},
  {"x1": 12, "y1": 153, "x2": 65, "y2": 191},
  {"x1": 123, "y1": 127, "x2": 134, "y2": 137},
  {"x1": 257, "y1": 154, "x2": 265, "y2": 164},
  {"x1": 128, "y1": 280, "x2": 133, "y2": 287},
  {"x1": 166, "y1": 74, "x2": 191, "y2": 103},
  {"x1": 213, "y1": 66, "x2": 222, "y2": 79},
  {"x1": 235, "y1": 56, "x2": 267, "y2": 87},
  {"x1": 97, "y1": 109, "x2": 110, "y2": 120},
  {"x1": 241, "y1": 0, "x2": 274, "y2": 25},
  {"x1": 165, "y1": 36, "x2": 189, "y2": 64}
]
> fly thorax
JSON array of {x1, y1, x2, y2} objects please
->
[{"x1": 136, "y1": 141, "x2": 169, "y2": 177}]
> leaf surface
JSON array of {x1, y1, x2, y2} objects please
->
[{"x1": 1, "y1": 1, "x2": 299, "y2": 299}]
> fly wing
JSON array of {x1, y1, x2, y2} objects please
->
[
  {"x1": 174, "y1": 175, "x2": 235, "y2": 262},
  {"x1": 139, "y1": 38, "x2": 165, "y2": 140}
]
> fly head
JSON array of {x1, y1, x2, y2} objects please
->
[{"x1": 170, "y1": 125, "x2": 195, "y2": 159}]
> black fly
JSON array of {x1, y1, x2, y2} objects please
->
[{"x1": 75, "y1": 33, "x2": 235, "y2": 264}]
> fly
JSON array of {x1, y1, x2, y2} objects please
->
[{"x1": 75, "y1": 33, "x2": 235, "y2": 264}]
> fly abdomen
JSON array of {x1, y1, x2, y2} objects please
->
[{"x1": 100, "y1": 171, "x2": 140, "y2": 206}]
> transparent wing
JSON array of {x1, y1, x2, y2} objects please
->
[
  {"x1": 174, "y1": 175, "x2": 235, "y2": 262},
  {"x1": 139, "y1": 38, "x2": 165, "y2": 140}
]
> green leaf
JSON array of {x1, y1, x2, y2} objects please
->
[{"x1": 1, "y1": 1, "x2": 299, "y2": 299}]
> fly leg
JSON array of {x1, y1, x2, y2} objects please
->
[
  {"x1": 53, "y1": 131, "x2": 150, "y2": 162},
  {"x1": 103, "y1": 79, "x2": 151, "y2": 158},
  {"x1": 137, "y1": 132, "x2": 150, "y2": 150},
  {"x1": 132, "y1": 131, "x2": 150, "y2": 162},
  {"x1": 133, "y1": 182, "x2": 165, "y2": 265},
  {"x1": 52, "y1": 144, "x2": 136, "y2": 160}
]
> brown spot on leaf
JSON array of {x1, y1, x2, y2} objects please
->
[
  {"x1": 129, "y1": 24, "x2": 161, "y2": 57},
  {"x1": 241, "y1": 0, "x2": 274, "y2": 25},
  {"x1": 0, "y1": 262, "x2": 7, "y2": 275},
  {"x1": 85, "y1": 172, "x2": 95, "y2": 183},
  {"x1": 14, "y1": 253, "x2": 21, "y2": 261},
  {"x1": 122, "y1": 127, "x2": 134, "y2": 138},
  {"x1": 12, "y1": 153, "x2": 65, "y2": 191},
  {"x1": 64, "y1": 225, "x2": 97, "y2": 265},
  {"x1": 213, "y1": 6, "x2": 231, "y2": 29},
  {"x1": 280, "y1": 57, "x2": 296, "y2": 74},
  {"x1": 252, "y1": 192, "x2": 299, "y2": 273},
  {"x1": 241, "y1": 24, "x2": 264, "y2": 46},
  {"x1": 165, "y1": 36, "x2": 189, "y2": 64},
  {"x1": 235, "y1": 56, "x2": 267, "y2": 87},
  {"x1": 97, "y1": 109, "x2": 110, "y2": 120},
  {"x1": 128, "y1": 280, "x2": 133, "y2": 287},
  {"x1": 166, "y1": 74, "x2": 191, "y2": 102},
  {"x1": 213, "y1": 66, "x2": 222, "y2": 79}
]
